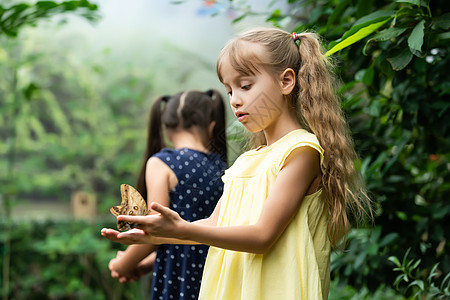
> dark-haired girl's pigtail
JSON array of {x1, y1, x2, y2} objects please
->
[
  {"x1": 136, "y1": 96, "x2": 169, "y2": 199},
  {"x1": 207, "y1": 89, "x2": 228, "y2": 165}
]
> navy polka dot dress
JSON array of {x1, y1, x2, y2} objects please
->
[{"x1": 151, "y1": 148, "x2": 226, "y2": 300}]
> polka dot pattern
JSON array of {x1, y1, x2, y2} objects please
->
[{"x1": 151, "y1": 148, "x2": 226, "y2": 300}]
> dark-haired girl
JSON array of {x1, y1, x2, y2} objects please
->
[{"x1": 108, "y1": 90, "x2": 227, "y2": 300}]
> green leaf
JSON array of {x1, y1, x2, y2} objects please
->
[
  {"x1": 353, "y1": 10, "x2": 396, "y2": 27},
  {"x1": 309, "y1": 7, "x2": 323, "y2": 24},
  {"x1": 366, "y1": 243, "x2": 379, "y2": 255},
  {"x1": 24, "y1": 83, "x2": 39, "y2": 100},
  {"x1": 35, "y1": 1, "x2": 58, "y2": 9},
  {"x1": 433, "y1": 13, "x2": 450, "y2": 30},
  {"x1": 266, "y1": 9, "x2": 282, "y2": 23},
  {"x1": 441, "y1": 273, "x2": 450, "y2": 289},
  {"x1": 356, "y1": 0, "x2": 374, "y2": 18},
  {"x1": 387, "y1": 47, "x2": 413, "y2": 70},
  {"x1": 326, "y1": 18, "x2": 392, "y2": 56},
  {"x1": 408, "y1": 19, "x2": 425, "y2": 52},
  {"x1": 402, "y1": 248, "x2": 412, "y2": 265},
  {"x1": 355, "y1": 68, "x2": 375, "y2": 85},
  {"x1": 326, "y1": 0, "x2": 350, "y2": 28},
  {"x1": 395, "y1": 0, "x2": 420, "y2": 5},
  {"x1": 354, "y1": 252, "x2": 367, "y2": 269},
  {"x1": 396, "y1": 211, "x2": 408, "y2": 220},
  {"x1": 438, "y1": 31, "x2": 450, "y2": 39},
  {"x1": 328, "y1": 10, "x2": 396, "y2": 50},
  {"x1": 394, "y1": 274, "x2": 408, "y2": 288},
  {"x1": 363, "y1": 27, "x2": 407, "y2": 55},
  {"x1": 427, "y1": 263, "x2": 440, "y2": 282},
  {"x1": 368, "y1": 99, "x2": 381, "y2": 116},
  {"x1": 379, "y1": 232, "x2": 399, "y2": 247},
  {"x1": 409, "y1": 280, "x2": 425, "y2": 291},
  {"x1": 232, "y1": 13, "x2": 248, "y2": 24},
  {"x1": 411, "y1": 258, "x2": 421, "y2": 269},
  {"x1": 370, "y1": 27, "x2": 407, "y2": 42},
  {"x1": 362, "y1": 67, "x2": 374, "y2": 85}
]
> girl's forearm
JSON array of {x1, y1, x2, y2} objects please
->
[
  {"x1": 142, "y1": 203, "x2": 274, "y2": 253},
  {"x1": 113, "y1": 244, "x2": 157, "y2": 274},
  {"x1": 179, "y1": 222, "x2": 274, "y2": 254},
  {"x1": 149, "y1": 217, "x2": 214, "y2": 245},
  {"x1": 151, "y1": 236, "x2": 200, "y2": 245}
]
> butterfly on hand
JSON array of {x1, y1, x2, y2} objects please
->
[{"x1": 110, "y1": 184, "x2": 149, "y2": 231}]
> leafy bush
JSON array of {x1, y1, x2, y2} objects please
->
[
  {"x1": 1, "y1": 0, "x2": 449, "y2": 298},
  {"x1": 0, "y1": 219, "x2": 149, "y2": 300},
  {"x1": 0, "y1": 0, "x2": 99, "y2": 37},
  {"x1": 329, "y1": 279, "x2": 405, "y2": 300},
  {"x1": 389, "y1": 248, "x2": 450, "y2": 299}
]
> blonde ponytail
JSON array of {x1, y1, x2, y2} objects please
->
[{"x1": 296, "y1": 33, "x2": 372, "y2": 248}]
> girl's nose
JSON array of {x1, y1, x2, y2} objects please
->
[{"x1": 230, "y1": 94, "x2": 243, "y2": 109}]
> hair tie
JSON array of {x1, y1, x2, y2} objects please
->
[
  {"x1": 205, "y1": 89, "x2": 215, "y2": 100},
  {"x1": 292, "y1": 32, "x2": 300, "y2": 42},
  {"x1": 161, "y1": 95, "x2": 170, "y2": 103}
]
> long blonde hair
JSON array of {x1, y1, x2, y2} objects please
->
[{"x1": 217, "y1": 27, "x2": 372, "y2": 249}]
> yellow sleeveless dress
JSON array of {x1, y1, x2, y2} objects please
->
[{"x1": 198, "y1": 129, "x2": 330, "y2": 300}]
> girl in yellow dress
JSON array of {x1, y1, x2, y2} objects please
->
[{"x1": 102, "y1": 27, "x2": 372, "y2": 300}]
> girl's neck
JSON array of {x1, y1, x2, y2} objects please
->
[
  {"x1": 169, "y1": 130, "x2": 209, "y2": 153},
  {"x1": 263, "y1": 109, "x2": 302, "y2": 146}
]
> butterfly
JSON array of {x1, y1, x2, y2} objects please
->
[{"x1": 110, "y1": 184, "x2": 149, "y2": 231}]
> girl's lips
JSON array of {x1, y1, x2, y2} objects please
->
[{"x1": 235, "y1": 112, "x2": 249, "y2": 122}]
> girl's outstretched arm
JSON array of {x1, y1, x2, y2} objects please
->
[
  {"x1": 114, "y1": 146, "x2": 321, "y2": 254},
  {"x1": 101, "y1": 198, "x2": 222, "y2": 246}
]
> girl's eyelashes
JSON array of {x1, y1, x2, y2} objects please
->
[{"x1": 225, "y1": 82, "x2": 251, "y2": 96}]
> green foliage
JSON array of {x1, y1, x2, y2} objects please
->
[
  {"x1": 0, "y1": 29, "x2": 222, "y2": 213},
  {"x1": 0, "y1": 219, "x2": 148, "y2": 300},
  {"x1": 0, "y1": 2, "x2": 228, "y2": 297},
  {"x1": 0, "y1": 3, "x2": 102, "y2": 299},
  {"x1": 1, "y1": 0, "x2": 448, "y2": 298},
  {"x1": 326, "y1": 10, "x2": 396, "y2": 57},
  {"x1": 329, "y1": 279, "x2": 405, "y2": 300},
  {"x1": 0, "y1": 0, "x2": 99, "y2": 37},
  {"x1": 389, "y1": 248, "x2": 450, "y2": 299},
  {"x1": 330, "y1": 226, "x2": 400, "y2": 287}
]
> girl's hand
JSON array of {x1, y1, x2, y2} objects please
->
[
  {"x1": 101, "y1": 227, "x2": 152, "y2": 245},
  {"x1": 139, "y1": 202, "x2": 187, "y2": 237},
  {"x1": 120, "y1": 202, "x2": 186, "y2": 239},
  {"x1": 101, "y1": 202, "x2": 188, "y2": 245},
  {"x1": 108, "y1": 250, "x2": 155, "y2": 283},
  {"x1": 109, "y1": 251, "x2": 138, "y2": 283}
]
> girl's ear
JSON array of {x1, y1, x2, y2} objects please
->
[
  {"x1": 164, "y1": 126, "x2": 174, "y2": 144},
  {"x1": 279, "y1": 68, "x2": 296, "y2": 95},
  {"x1": 208, "y1": 121, "x2": 216, "y2": 137}
]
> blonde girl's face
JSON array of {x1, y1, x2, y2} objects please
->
[{"x1": 220, "y1": 47, "x2": 285, "y2": 134}]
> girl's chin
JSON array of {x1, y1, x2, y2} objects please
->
[
  {"x1": 244, "y1": 127, "x2": 262, "y2": 133},
  {"x1": 241, "y1": 123, "x2": 263, "y2": 133}
]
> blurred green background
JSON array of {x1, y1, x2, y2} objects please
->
[{"x1": 1, "y1": 0, "x2": 449, "y2": 299}]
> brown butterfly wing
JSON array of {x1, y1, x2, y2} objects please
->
[
  {"x1": 110, "y1": 184, "x2": 149, "y2": 231},
  {"x1": 121, "y1": 184, "x2": 149, "y2": 215},
  {"x1": 110, "y1": 205, "x2": 121, "y2": 217}
]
